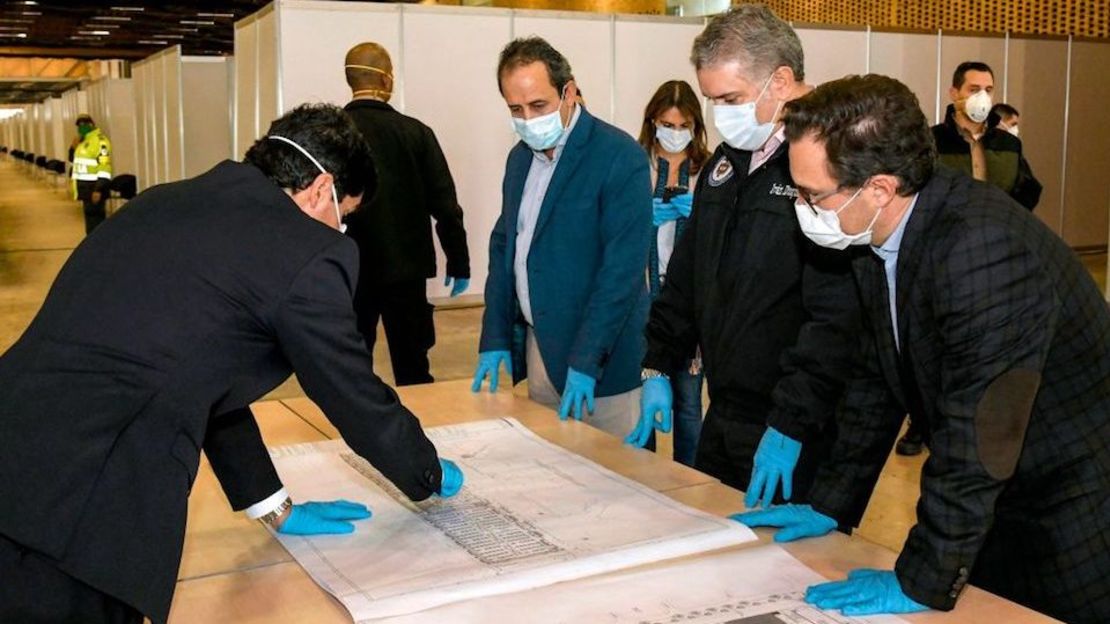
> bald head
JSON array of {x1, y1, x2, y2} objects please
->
[{"x1": 345, "y1": 42, "x2": 393, "y2": 97}]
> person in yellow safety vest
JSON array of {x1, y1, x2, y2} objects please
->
[{"x1": 72, "y1": 113, "x2": 112, "y2": 234}]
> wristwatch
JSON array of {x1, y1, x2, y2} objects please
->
[
  {"x1": 641, "y1": 368, "x2": 669, "y2": 381},
  {"x1": 258, "y1": 496, "x2": 293, "y2": 527}
]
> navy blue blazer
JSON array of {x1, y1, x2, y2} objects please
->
[{"x1": 480, "y1": 107, "x2": 651, "y2": 397}]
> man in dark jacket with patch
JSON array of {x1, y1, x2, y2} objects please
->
[{"x1": 627, "y1": 6, "x2": 861, "y2": 510}]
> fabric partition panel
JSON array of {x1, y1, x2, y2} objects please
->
[
  {"x1": 47, "y1": 98, "x2": 66, "y2": 163},
  {"x1": 278, "y1": 1, "x2": 401, "y2": 113},
  {"x1": 1007, "y1": 36, "x2": 1068, "y2": 237},
  {"x1": 512, "y1": 11, "x2": 615, "y2": 123},
  {"x1": 869, "y1": 31, "x2": 940, "y2": 124},
  {"x1": 403, "y1": 6, "x2": 516, "y2": 299},
  {"x1": 613, "y1": 16, "x2": 706, "y2": 141},
  {"x1": 1062, "y1": 40, "x2": 1110, "y2": 250},
  {"x1": 181, "y1": 58, "x2": 232, "y2": 179},
  {"x1": 795, "y1": 25, "x2": 869, "y2": 85},
  {"x1": 233, "y1": 12, "x2": 260, "y2": 158},
  {"x1": 256, "y1": 10, "x2": 281, "y2": 140},
  {"x1": 87, "y1": 79, "x2": 138, "y2": 182},
  {"x1": 165, "y1": 50, "x2": 186, "y2": 184}
]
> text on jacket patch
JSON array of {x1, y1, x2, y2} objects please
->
[{"x1": 770, "y1": 183, "x2": 798, "y2": 198}]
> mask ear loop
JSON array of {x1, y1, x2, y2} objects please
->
[
  {"x1": 346, "y1": 64, "x2": 394, "y2": 100},
  {"x1": 267, "y1": 135, "x2": 345, "y2": 233}
]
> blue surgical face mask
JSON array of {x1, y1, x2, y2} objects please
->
[
  {"x1": 511, "y1": 87, "x2": 568, "y2": 151},
  {"x1": 267, "y1": 135, "x2": 346, "y2": 233},
  {"x1": 713, "y1": 74, "x2": 782, "y2": 151}
]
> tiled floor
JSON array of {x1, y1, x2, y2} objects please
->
[{"x1": 1, "y1": 157, "x2": 1106, "y2": 553}]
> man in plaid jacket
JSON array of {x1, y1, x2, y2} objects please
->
[{"x1": 736, "y1": 74, "x2": 1109, "y2": 624}]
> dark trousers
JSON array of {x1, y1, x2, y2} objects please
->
[
  {"x1": 0, "y1": 534, "x2": 143, "y2": 624},
  {"x1": 354, "y1": 278, "x2": 435, "y2": 386},
  {"x1": 77, "y1": 179, "x2": 107, "y2": 234},
  {"x1": 694, "y1": 401, "x2": 833, "y2": 504}
]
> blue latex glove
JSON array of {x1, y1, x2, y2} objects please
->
[
  {"x1": 444, "y1": 276, "x2": 469, "y2": 297},
  {"x1": 438, "y1": 458, "x2": 464, "y2": 497},
  {"x1": 624, "y1": 376, "x2": 673, "y2": 447},
  {"x1": 671, "y1": 192, "x2": 694, "y2": 218},
  {"x1": 805, "y1": 569, "x2": 929, "y2": 616},
  {"x1": 557, "y1": 367, "x2": 596, "y2": 421},
  {"x1": 730, "y1": 504, "x2": 837, "y2": 542},
  {"x1": 471, "y1": 350, "x2": 511, "y2": 393},
  {"x1": 745, "y1": 427, "x2": 802, "y2": 509},
  {"x1": 652, "y1": 197, "x2": 681, "y2": 226},
  {"x1": 277, "y1": 500, "x2": 372, "y2": 535}
]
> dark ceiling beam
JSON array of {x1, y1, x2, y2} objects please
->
[{"x1": 0, "y1": 45, "x2": 154, "y2": 60}]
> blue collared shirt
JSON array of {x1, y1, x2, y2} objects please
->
[
  {"x1": 870, "y1": 195, "x2": 918, "y2": 351},
  {"x1": 515, "y1": 104, "x2": 582, "y2": 325}
]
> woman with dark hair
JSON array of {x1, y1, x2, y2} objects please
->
[{"x1": 629, "y1": 80, "x2": 710, "y2": 467}]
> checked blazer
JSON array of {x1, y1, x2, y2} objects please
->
[{"x1": 807, "y1": 166, "x2": 1110, "y2": 623}]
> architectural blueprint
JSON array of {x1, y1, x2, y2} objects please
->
[
  {"x1": 269, "y1": 418, "x2": 756, "y2": 620},
  {"x1": 377, "y1": 545, "x2": 908, "y2": 624}
]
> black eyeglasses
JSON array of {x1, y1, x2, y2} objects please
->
[{"x1": 798, "y1": 186, "x2": 844, "y2": 213}]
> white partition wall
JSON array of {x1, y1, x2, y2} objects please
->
[
  {"x1": 235, "y1": 1, "x2": 1108, "y2": 297},
  {"x1": 133, "y1": 46, "x2": 232, "y2": 191},
  {"x1": 181, "y1": 57, "x2": 232, "y2": 178},
  {"x1": 85, "y1": 78, "x2": 138, "y2": 179}
]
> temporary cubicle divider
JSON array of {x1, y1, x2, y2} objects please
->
[
  {"x1": 233, "y1": 0, "x2": 1109, "y2": 299},
  {"x1": 85, "y1": 78, "x2": 139, "y2": 183},
  {"x1": 133, "y1": 45, "x2": 232, "y2": 192}
]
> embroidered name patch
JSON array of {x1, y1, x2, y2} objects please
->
[
  {"x1": 769, "y1": 183, "x2": 798, "y2": 198},
  {"x1": 708, "y1": 156, "x2": 734, "y2": 187}
]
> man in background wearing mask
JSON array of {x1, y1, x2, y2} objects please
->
[
  {"x1": 897, "y1": 61, "x2": 1044, "y2": 456},
  {"x1": 341, "y1": 42, "x2": 470, "y2": 387},
  {"x1": 472, "y1": 37, "x2": 651, "y2": 438},
  {"x1": 738, "y1": 74, "x2": 1109, "y2": 624},
  {"x1": 71, "y1": 113, "x2": 112, "y2": 234},
  {"x1": 990, "y1": 102, "x2": 1022, "y2": 137},
  {"x1": 933, "y1": 63, "x2": 1041, "y2": 210},
  {"x1": 631, "y1": 6, "x2": 860, "y2": 511}
]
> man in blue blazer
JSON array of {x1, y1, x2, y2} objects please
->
[{"x1": 471, "y1": 37, "x2": 652, "y2": 438}]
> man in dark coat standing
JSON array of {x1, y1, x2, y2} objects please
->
[
  {"x1": 343, "y1": 42, "x2": 471, "y2": 386},
  {"x1": 737, "y1": 74, "x2": 1109, "y2": 624},
  {"x1": 0, "y1": 104, "x2": 463, "y2": 624}
]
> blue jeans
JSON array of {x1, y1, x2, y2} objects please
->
[
  {"x1": 671, "y1": 367, "x2": 704, "y2": 467},
  {"x1": 645, "y1": 365, "x2": 704, "y2": 467}
]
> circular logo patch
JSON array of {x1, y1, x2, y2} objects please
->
[{"x1": 708, "y1": 156, "x2": 734, "y2": 187}]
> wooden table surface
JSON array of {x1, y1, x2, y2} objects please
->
[{"x1": 169, "y1": 379, "x2": 1058, "y2": 623}]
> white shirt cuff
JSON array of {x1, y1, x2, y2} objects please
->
[{"x1": 243, "y1": 488, "x2": 289, "y2": 520}]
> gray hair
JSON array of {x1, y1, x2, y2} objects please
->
[
  {"x1": 691, "y1": 4, "x2": 805, "y2": 82},
  {"x1": 497, "y1": 37, "x2": 574, "y2": 94}
]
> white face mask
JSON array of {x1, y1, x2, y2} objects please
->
[
  {"x1": 655, "y1": 125, "x2": 692, "y2": 153},
  {"x1": 713, "y1": 74, "x2": 781, "y2": 151},
  {"x1": 267, "y1": 135, "x2": 346, "y2": 233},
  {"x1": 963, "y1": 90, "x2": 992, "y2": 124},
  {"x1": 511, "y1": 87, "x2": 568, "y2": 151},
  {"x1": 1005, "y1": 124, "x2": 1020, "y2": 138},
  {"x1": 793, "y1": 185, "x2": 882, "y2": 250}
]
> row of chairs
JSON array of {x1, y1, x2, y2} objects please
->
[{"x1": 2, "y1": 145, "x2": 138, "y2": 208}]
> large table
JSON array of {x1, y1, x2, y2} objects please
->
[{"x1": 168, "y1": 379, "x2": 1058, "y2": 623}]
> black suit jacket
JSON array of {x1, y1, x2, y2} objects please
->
[
  {"x1": 343, "y1": 99, "x2": 469, "y2": 285},
  {"x1": 808, "y1": 167, "x2": 1110, "y2": 622},
  {"x1": 0, "y1": 161, "x2": 444, "y2": 623}
]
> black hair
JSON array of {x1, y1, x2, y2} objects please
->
[
  {"x1": 991, "y1": 102, "x2": 1019, "y2": 118},
  {"x1": 952, "y1": 61, "x2": 994, "y2": 88},
  {"x1": 783, "y1": 74, "x2": 936, "y2": 196},
  {"x1": 243, "y1": 103, "x2": 375, "y2": 202},
  {"x1": 497, "y1": 37, "x2": 574, "y2": 94}
]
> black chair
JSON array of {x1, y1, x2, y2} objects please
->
[
  {"x1": 45, "y1": 159, "x2": 66, "y2": 188},
  {"x1": 107, "y1": 174, "x2": 138, "y2": 215}
]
